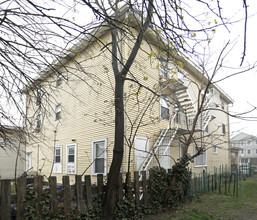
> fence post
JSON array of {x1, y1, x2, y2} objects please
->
[
  {"x1": 16, "y1": 177, "x2": 26, "y2": 220},
  {"x1": 97, "y1": 174, "x2": 104, "y2": 204},
  {"x1": 85, "y1": 175, "x2": 92, "y2": 209},
  {"x1": 62, "y1": 176, "x2": 71, "y2": 215},
  {"x1": 34, "y1": 176, "x2": 43, "y2": 220},
  {"x1": 49, "y1": 176, "x2": 58, "y2": 216},
  {"x1": 117, "y1": 173, "x2": 123, "y2": 204},
  {"x1": 134, "y1": 171, "x2": 140, "y2": 209},
  {"x1": 75, "y1": 175, "x2": 85, "y2": 212},
  {"x1": 141, "y1": 171, "x2": 148, "y2": 205},
  {"x1": 1, "y1": 179, "x2": 11, "y2": 220}
]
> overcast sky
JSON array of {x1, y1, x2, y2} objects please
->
[{"x1": 210, "y1": 0, "x2": 257, "y2": 137}]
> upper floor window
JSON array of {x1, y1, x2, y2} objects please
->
[
  {"x1": 92, "y1": 139, "x2": 107, "y2": 175},
  {"x1": 213, "y1": 145, "x2": 218, "y2": 154},
  {"x1": 56, "y1": 72, "x2": 62, "y2": 87},
  {"x1": 247, "y1": 140, "x2": 251, "y2": 145},
  {"x1": 159, "y1": 59, "x2": 170, "y2": 79},
  {"x1": 160, "y1": 96, "x2": 170, "y2": 120},
  {"x1": 222, "y1": 124, "x2": 226, "y2": 134},
  {"x1": 221, "y1": 102, "x2": 225, "y2": 110},
  {"x1": 247, "y1": 149, "x2": 251, "y2": 155},
  {"x1": 35, "y1": 113, "x2": 41, "y2": 133},
  {"x1": 55, "y1": 105, "x2": 61, "y2": 120},
  {"x1": 36, "y1": 87, "x2": 42, "y2": 106},
  {"x1": 195, "y1": 146, "x2": 206, "y2": 167}
]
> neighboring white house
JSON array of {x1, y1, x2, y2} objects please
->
[
  {"x1": 231, "y1": 132, "x2": 257, "y2": 166},
  {"x1": 0, "y1": 126, "x2": 25, "y2": 179}
]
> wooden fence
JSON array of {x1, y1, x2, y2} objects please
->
[{"x1": 0, "y1": 165, "x2": 254, "y2": 220}]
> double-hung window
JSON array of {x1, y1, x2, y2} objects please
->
[
  {"x1": 195, "y1": 146, "x2": 207, "y2": 167},
  {"x1": 160, "y1": 96, "x2": 170, "y2": 120},
  {"x1": 56, "y1": 72, "x2": 62, "y2": 87},
  {"x1": 53, "y1": 146, "x2": 62, "y2": 173},
  {"x1": 35, "y1": 113, "x2": 41, "y2": 133},
  {"x1": 92, "y1": 139, "x2": 107, "y2": 175},
  {"x1": 66, "y1": 144, "x2": 76, "y2": 174},
  {"x1": 55, "y1": 105, "x2": 61, "y2": 120},
  {"x1": 36, "y1": 87, "x2": 42, "y2": 106}
]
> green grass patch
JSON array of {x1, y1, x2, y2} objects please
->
[{"x1": 147, "y1": 175, "x2": 257, "y2": 220}]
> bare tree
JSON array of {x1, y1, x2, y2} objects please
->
[{"x1": 0, "y1": 0, "x2": 254, "y2": 219}]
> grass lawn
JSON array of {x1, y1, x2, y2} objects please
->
[{"x1": 145, "y1": 175, "x2": 257, "y2": 220}]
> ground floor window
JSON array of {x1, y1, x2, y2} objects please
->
[
  {"x1": 26, "y1": 152, "x2": 32, "y2": 171},
  {"x1": 53, "y1": 146, "x2": 62, "y2": 173},
  {"x1": 66, "y1": 144, "x2": 76, "y2": 174},
  {"x1": 195, "y1": 146, "x2": 207, "y2": 167},
  {"x1": 92, "y1": 139, "x2": 107, "y2": 175}
]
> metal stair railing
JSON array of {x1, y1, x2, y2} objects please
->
[{"x1": 138, "y1": 113, "x2": 178, "y2": 177}]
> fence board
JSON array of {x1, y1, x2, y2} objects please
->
[
  {"x1": 117, "y1": 174, "x2": 123, "y2": 203},
  {"x1": 75, "y1": 175, "x2": 85, "y2": 212},
  {"x1": 134, "y1": 171, "x2": 139, "y2": 208},
  {"x1": 1, "y1": 179, "x2": 11, "y2": 220},
  {"x1": 34, "y1": 176, "x2": 43, "y2": 220},
  {"x1": 141, "y1": 171, "x2": 148, "y2": 205},
  {"x1": 85, "y1": 175, "x2": 92, "y2": 209},
  {"x1": 16, "y1": 177, "x2": 26, "y2": 220},
  {"x1": 97, "y1": 174, "x2": 104, "y2": 204},
  {"x1": 49, "y1": 176, "x2": 58, "y2": 216},
  {"x1": 62, "y1": 176, "x2": 71, "y2": 216}
]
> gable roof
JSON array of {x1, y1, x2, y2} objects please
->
[
  {"x1": 22, "y1": 4, "x2": 233, "y2": 104},
  {"x1": 231, "y1": 132, "x2": 257, "y2": 142}
]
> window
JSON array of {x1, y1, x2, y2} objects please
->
[
  {"x1": 222, "y1": 124, "x2": 226, "y2": 134},
  {"x1": 247, "y1": 140, "x2": 251, "y2": 145},
  {"x1": 247, "y1": 149, "x2": 251, "y2": 155},
  {"x1": 55, "y1": 105, "x2": 61, "y2": 120},
  {"x1": 53, "y1": 146, "x2": 62, "y2": 173},
  {"x1": 36, "y1": 87, "x2": 42, "y2": 106},
  {"x1": 35, "y1": 113, "x2": 41, "y2": 133},
  {"x1": 212, "y1": 145, "x2": 218, "y2": 154},
  {"x1": 56, "y1": 72, "x2": 62, "y2": 87},
  {"x1": 160, "y1": 96, "x2": 170, "y2": 120},
  {"x1": 180, "y1": 143, "x2": 185, "y2": 158},
  {"x1": 66, "y1": 144, "x2": 76, "y2": 174},
  {"x1": 204, "y1": 123, "x2": 209, "y2": 133},
  {"x1": 255, "y1": 149, "x2": 257, "y2": 154},
  {"x1": 195, "y1": 146, "x2": 207, "y2": 167},
  {"x1": 92, "y1": 139, "x2": 107, "y2": 175},
  {"x1": 159, "y1": 58, "x2": 171, "y2": 79},
  {"x1": 26, "y1": 152, "x2": 32, "y2": 171},
  {"x1": 221, "y1": 102, "x2": 224, "y2": 110},
  {"x1": 241, "y1": 149, "x2": 244, "y2": 154}
]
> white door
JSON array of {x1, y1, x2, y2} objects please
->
[
  {"x1": 53, "y1": 146, "x2": 62, "y2": 173},
  {"x1": 159, "y1": 145, "x2": 170, "y2": 169},
  {"x1": 66, "y1": 144, "x2": 76, "y2": 174},
  {"x1": 134, "y1": 137, "x2": 149, "y2": 171}
]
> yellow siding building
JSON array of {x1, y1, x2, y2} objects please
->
[{"x1": 25, "y1": 10, "x2": 233, "y2": 183}]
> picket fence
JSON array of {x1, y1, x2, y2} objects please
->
[{"x1": 0, "y1": 164, "x2": 254, "y2": 220}]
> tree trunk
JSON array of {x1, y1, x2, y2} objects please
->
[{"x1": 103, "y1": 75, "x2": 124, "y2": 219}]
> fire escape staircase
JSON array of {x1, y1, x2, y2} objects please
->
[{"x1": 138, "y1": 114, "x2": 179, "y2": 177}]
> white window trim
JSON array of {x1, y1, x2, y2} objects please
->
[
  {"x1": 160, "y1": 95, "x2": 170, "y2": 120},
  {"x1": 56, "y1": 72, "x2": 62, "y2": 87},
  {"x1": 66, "y1": 144, "x2": 77, "y2": 174},
  {"x1": 55, "y1": 105, "x2": 61, "y2": 120},
  {"x1": 180, "y1": 143, "x2": 185, "y2": 158},
  {"x1": 53, "y1": 146, "x2": 62, "y2": 174},
  {"x1": 35, "y1": 113, "x2": 41, "y2": 133},
  {"x1": 194, "y1": 146, "x2": 207, "y2": 167},
  {"x1": 92, "y1": 138, "x2": 107, "y2": 176},
  {"x1": 212, "y1": 145, "x2": 218, "y2": 154},
  {"x1": 26, "y1": 152, "x2": 32, "y2": 171}
]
